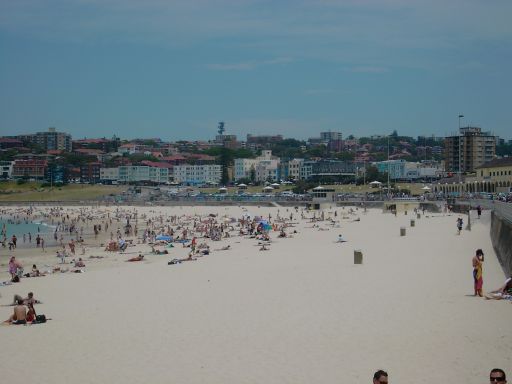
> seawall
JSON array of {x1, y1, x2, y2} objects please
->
[{"x1": 491, "y1": 208, "x2": 512, "y2": 277}]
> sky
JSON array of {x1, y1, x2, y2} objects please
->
[{"x1": 0, "y1": 0, "x2": 511, "y2": 141}]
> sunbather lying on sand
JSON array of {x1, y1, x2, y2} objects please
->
[
  {"x1": 168, "y1": 255, "x2": 197, "y2": 265},
  {"x1": 214, "y1": 245, "x2": 231, "y2": 251},
  {"x1": 485, "y1": 278, "x2": 512, "y2": 300},
  {"x1": 126, "y1": 254, "x2": 144, "y2": 262}
]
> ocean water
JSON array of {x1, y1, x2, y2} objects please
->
[{"x1": 0, "y1": 218, "x2": 54, "y2": 240}]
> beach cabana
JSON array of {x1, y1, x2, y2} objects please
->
[
  {"x1": 421, "y1": 186, "x2": 431, "y2": 191},
  {"x1": 218, "y1": 187, "x2": 228, "y2": 194},
  {"x1": 369, "y1": 181, "x2": 382, "y2": 188},
  {"x1": 262, "y1": 186, "x2": 274, "y2": 192},
  {"x1": 237, "y1": 183, "x2": 248, "y2": 190},
  {"x1": 270, "y1": 183, "x2": 280, "y2": 189}
]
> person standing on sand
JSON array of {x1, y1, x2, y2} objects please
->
[
  {"x1": 472, "y1": 249, "x2": 484, "y2": 297},
  {"x1": 457, "y1": 217, "x2": 463, "y2": 235},
  {"x1": 8, "y1": 257, "x2": 18, "y2": 280}
]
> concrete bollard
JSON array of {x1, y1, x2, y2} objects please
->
[
  {"x1": 400, "y1": 227, "x2": 406, "y2": 236},
  {"x1": 354, "y1": 249, "x2": 363, "y2": 264},
  {"x1": 410, "y1": 219, "x2": 415, "y2": 227},
  {"x1": 405, "y1": 210, "x2": 408, "y2": 215},
  {"x1": 417, "y1": 213, "x2": 420, "y2": 219}
]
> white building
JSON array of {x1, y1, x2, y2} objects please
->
[
  {"x1": 299, "y1": 161, "x2": 315, "y2": 180},
  {"x1": 0, "y1": 160, "x2": 14, "y2": 179},
  {"x1": 374, "y1": 160, "x2": 441, "y2": 180},
  {"x1": 100, "y1": 166, "x2": 169, "y2": 184},
  {"x1": 287, "y1": 158, "x2": 304, "y2": 180},
  {"x1": 100, "y1": 167, "x2": 119, "y2": 182},
  {"x1": 234, "y1": 150, "x2": 280, "y2": 182},
  {"x1": 403, "y1": 162, "x2": 441, "y2": 180},
  {"x1": 173, "y1": 164, "x2": 222, "y2": 186}
]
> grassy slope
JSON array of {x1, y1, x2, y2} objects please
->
[{"x1": 0, "y1": 182, "x2": 124, "y2": 202}]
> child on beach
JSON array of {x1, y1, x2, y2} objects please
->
[{"x1": 457, "y1": 217, "x2": 463, "y2": 235}]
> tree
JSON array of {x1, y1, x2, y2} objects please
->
[
  {"x1": 365, "y1": 165, "x2": 388, "y2": 183},
  {"x1": 219, "y1": 148, "x2": 231, "y2": 185},
  {"x1": 292, "y1": 180, "x2": 316, "y2": 194},
  {"x1": 249, "y1": 166, "x2": 256, "y2": 184},
  {"x1": 335, "y1": 152, "x2": 355, "y2": 161}
]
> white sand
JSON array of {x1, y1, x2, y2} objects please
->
[{"x1": 1, "y1": 205, "x2": 510, "y2": 383}]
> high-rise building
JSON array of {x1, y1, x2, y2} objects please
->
[
  {"x1": 320, "y1": 131, "x2": 342, "y2": 141},
  {"x1": 18, "y1": 127, "x2": 72, "y2": 152},
  {"x1": 444, "y1": 127, "x2": 496, "y2": 173}
]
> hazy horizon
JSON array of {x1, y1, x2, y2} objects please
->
[{"x1": 1, "y1": 1, "x2": 511, "y2": 141}]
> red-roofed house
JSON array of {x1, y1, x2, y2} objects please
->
[
  {"x1": 162, "y1": 155, "x2": 187, "y2": 165},
  {"x1": 141, "y1": 161, "x2": 174, "y2": 170}
]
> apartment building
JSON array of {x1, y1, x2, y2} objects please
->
[
  {"x1": 80, "y1": 162, "x2": 101, "y2": 183},
  {"x1": 444, "y1": 127, "x2": 496, "y2": 173},
  {"x1": 0, "y1": 160, "x2": 14, "y2": 179},
  {"x1": 234, "y1": 150, "x2": 280, "y2": 182},
  {"x1": 12, "y1": 159, "x2": 48, "y2": 179},
  {"x1": 172, "y1": 164, "x2": 222, "y2": 186},
  {"x1": 18, "y1": 127, "x2": 72, "y2": 152},
  {"x1": 100, "y1": 167, "x2": 120, "y2": 182}
]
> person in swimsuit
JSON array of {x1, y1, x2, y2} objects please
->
[
  {"x1": 4, "y1": 298, "x2": 27, "y2": 325},
  {"x1": 127, "y1": 254, "x2": 144, "y2": 262},
  {"x1": 472, "y1": 249, "x2": 484, "y2": 297}
]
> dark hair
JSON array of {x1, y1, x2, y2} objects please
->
[
  {"x1": 17, "y1": 298, "x2": 24, "y2": 305},
  {"x1": 374, "y1": 370, "x2": 388, "y2": 380},
  {"x1": 491, "y1": 369, "x2": 506, "y2": 380},
  {"x1": 476, "y1": 249, "x2": 484, "y2": 256}
]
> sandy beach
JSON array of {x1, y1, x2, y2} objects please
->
[{"x1": 1, "y1": 204, "x2": 510, "y2": 384}]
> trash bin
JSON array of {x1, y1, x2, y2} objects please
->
[{"x1": 354, "y1": 250, "x2": 363, "y2": 264}]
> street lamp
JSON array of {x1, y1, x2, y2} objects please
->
[
  {"x1": 458, "y1": 114, "x2": 464, "y2": 183},
  {"x1": 387, "y1": 135, "x2": 391, "y2": 198}
]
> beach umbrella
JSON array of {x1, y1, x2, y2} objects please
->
[
  {"x1": 421, "y1": 186, "x2": 431, "y2": 190},
  {"x1": 369, "y1": 181, "x2": 382, "y2": 186}
]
